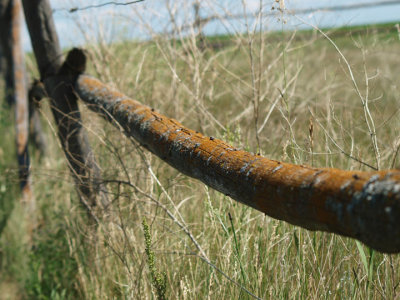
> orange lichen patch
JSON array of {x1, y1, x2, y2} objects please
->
[{"x1": 76, "y1": 75, "x2": 400, "y2": 253}]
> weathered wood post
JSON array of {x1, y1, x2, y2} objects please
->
[
  {"x1": 21, "y1": 0, "x2": 109, "y2": 214},
  {"x1": 0, "y1": 0, "x2": 33, "y2": 206},
  {"x1": 1, "y1": 0, "x2": 47, "y2": 158}
]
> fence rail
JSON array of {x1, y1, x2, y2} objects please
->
[{"x1": 75, "y1": 73, "x2": 400, "y2": 254}]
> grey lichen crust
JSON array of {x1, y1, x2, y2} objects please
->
[{"x1": 346, "y1": 174, "x2": 400, "y2": 252}]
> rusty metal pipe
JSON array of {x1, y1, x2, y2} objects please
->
[{"x1": 75, "y1": 74, "x2": 400, "y2": 253}]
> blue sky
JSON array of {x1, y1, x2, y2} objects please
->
[{"x1": 21, "y1": 0, "x2": 400, "y2": 51}]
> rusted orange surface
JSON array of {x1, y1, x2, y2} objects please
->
[{"x1": 76, "y1": 75, "x2": 400, "y2": 253}]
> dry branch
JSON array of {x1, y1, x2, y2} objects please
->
[{"x1": 75, "y1": 74, "x2": 400, "y2": 253}]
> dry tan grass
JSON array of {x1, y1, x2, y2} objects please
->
[{"x1": 1, "y1": 2, "x2": 400, "y2": 298}]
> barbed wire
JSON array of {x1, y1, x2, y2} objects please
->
[
  {"x1": 173, "y1": 0, "x2": 400, "y2": 34},
  {"x1": 53, "y1": 0, "x2": 145, "y2": 14}
]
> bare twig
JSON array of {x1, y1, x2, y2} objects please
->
[{"x1": 55, "y1": 0, "x2": 145, "y2": 14}]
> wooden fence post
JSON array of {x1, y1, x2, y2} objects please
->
[
  {"x1": 0, "y1": 0, "x2": 33, "y2": 207},
  {"x1": 21, "y1": 0, "x2": 109, "y2": 214},
  {"x1": 1, "y1": 1, "x2": 47, "y2": 159}
]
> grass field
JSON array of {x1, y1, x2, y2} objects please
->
[{"x1": 1, "y1": 19, "x2": 400, "y2": 299}]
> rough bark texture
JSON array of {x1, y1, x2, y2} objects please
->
[
  {"x1": 22, "y1": 0, "x2": 108, "y2": 211},
  {"x1": 76, "y1": 74, "x2": 400, "y2": 253},
  {"x1": 0, "y1": 0, "x2": 33, "y2": 205}
]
